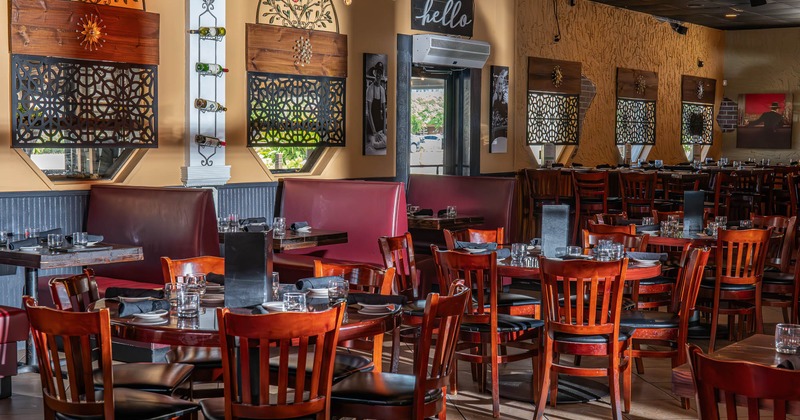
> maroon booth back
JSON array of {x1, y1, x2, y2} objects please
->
[
  {"x1": 280, "y1": 179, "x2": 407, "y2": 266},
  {"x1": 86, "y1": 185, "x2": 220, "y2": 285}
]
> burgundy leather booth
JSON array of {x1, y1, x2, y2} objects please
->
[
  {"x1": 0, "y1": 305, "x2": 28, "y2": 399},
  {"x1": 36, "y1": 185, "x2": 220, "y2": 306},
  {"x1": 273, "y1": 179, "x2": 408, "y2": 283}
]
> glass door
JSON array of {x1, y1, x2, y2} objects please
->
[{"x1": 410, "y1": 69, "x2": 447, "y2": 174}]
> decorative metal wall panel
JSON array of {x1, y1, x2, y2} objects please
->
[
  {"x1": 11, "y1": 55, "x2": 158, "y2": 148},
  {"x1": 526, "y1": 92, "x2": 579, "y2": 145},
  {"x1": 257, "y1": 0, "x2": 338, "y2": 32},
  {"x1": 247, "y1": 72, "x2": 346, "y2": 147},
  {"x1": 615, "y1": 99, "x2": 656, "y2": 145},
  {"x1": 681, "y1": 103, "x2": 714, "y2": 145}
]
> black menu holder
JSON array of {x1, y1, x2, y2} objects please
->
[
  {"x1": 684, "y1": 191, "x2": 705, "y2": 233},
  {"x1": 542, "y1": 205, "x2": 569, "y2": 258},
  {"x1": 223, "y1": 231, "x2": 274, "y2": 308}
]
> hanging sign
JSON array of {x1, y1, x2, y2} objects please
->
[{"x1": 411, "y1": 0, "x2": 474, "y2": 37}]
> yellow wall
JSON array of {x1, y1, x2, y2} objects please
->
[
  {"x1": 513, "y1": 0, "x2": 725, "y2": 168},
  {"x1": 722, "y1": 27, "x2": 800, "y2": 163}
]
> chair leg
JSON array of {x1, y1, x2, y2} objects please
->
[
  {"x1": 491, "y1": 345, "x2": 500, "y2": 418},
  {"x1": 709, "y1": 295, "x2": 721, "y2": 353},
  {"x1": 623, "y1": 348, "x2": 632, "y2": 413},
  {"x1": 534, "y1": 339, "x2": 553, "y2": 420},
  {"x1": 449, "y1": 359, "x2": 458, "y2": 395},
  {"x1": 633, "y1": 342, "x2": 645, "y2": 374},
  {"x1": 608, "y1": 353, "x2": 623, "y2": 420}
]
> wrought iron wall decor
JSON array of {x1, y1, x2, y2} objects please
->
[
  {"x1": 616, "y1": 99, "x2": 656, "y2": 145},
  {"x1": 11, "y1": 54, "x2": 157, "y2": 149},
  {"x1": 76, "y1": 0, "x2": 145, "y2": 8},
  {"x1": 526, "y1": 92, "x2": 579, "y2": 145},
  {"x1": 247, "y1": 72, "x2": 346, "y2": 148},
  {"x1": 680, "y1": 103, "x2": 713, "y2": 145},
  {"x1": 257, "y1": 0, "x2": 339, "y2": 32}
]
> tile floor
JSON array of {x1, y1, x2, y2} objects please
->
[{"x1": 0, "y1": 305, "x2": 789, "y2": 419}]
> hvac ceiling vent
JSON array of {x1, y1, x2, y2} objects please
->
[{"x1": 412, "y1": 34, "x2": 491, "y2": 69}]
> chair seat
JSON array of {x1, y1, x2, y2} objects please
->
[
  {"x1": 330, "y1": 371, "x2": 442, "y2": 406},
  {"x1": 619, "y1": 311, "x2": 680, "y2": 329},
  {"x1": 638, "y1": 276, "x2": 674, "y2": 286},
  {"x1": 269, "y1": 350, "x2": 373, "y2": 383},
  {"x1": 55, "y1": 388, "x2": 198, "y2": 420},
  {"x1": 92, "y1": 363, "x2": 194, "y2": 395},
  {"x1": 700, "y1": 280, "x2": 756, "y2": 291},
  {"x1": 553, "y1": 326, "x2": 636, "y2": 344},
  {"x1": 166, "y1": 346, "x2": 222, "y2": 369},
  {"x1": 496, "y1": 292, "x2": 540, "y2": 307},
  {"x1": 402, "y1": 299, "x2": 427, "y2": 317},
  {"x1": 460, "y1": 314, "x2": 544, "y2": 333},
  {"x1": 200, "y1": 397, "x2": 317, "y2": 420},
  {"x1": 762, "y1": 271, "x2": 794, "y2": 285}
]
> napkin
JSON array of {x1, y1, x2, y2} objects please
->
[
  {"x1": 346, "y1": 293, "x2": 407, "y2": 306},
  {"x1": 251, "y1": 305, "x2": 269, "y2": 315},
  {"x1": 626, "y1": 252, "x2": 668, "y2": 262},
  {"x1": 290, "y1": 221, "x2": 309, "y2": 231},
  {"x1": 415, "y1": 209, "x2": 433, "y2": 216},
  {"x1": 7, "y1": 237, "x2": 39, "y2": 250},
  {"x1": 437, "y1": 209, "x2": 449, "y2": 217},
  {"x1": 105, "y1": 288, "x2": 164, "y2": 299},
  {"x1": 495, "y1": 248, "x2": 512, "y2": 259},
  {"x1": 243, "y1": 224, "x2": 266, "y2": 232},
  {"x1": 454, "y1": 241, "x2": 497, "y2": 251},
  {"x1": 239, "y1": 217, "x2": 267, "y2": 226},
  {"x1": 118, "y1": 299, "x2": 170, "y2": 317},
  {"x1": 296, "y1": 276, "x2": 341, "y2": 291},
  {"x1": 206, "y1": 272, "x2": 225, "y2": 285},
  {"x1": 777, "y1": 360, "x2": 796, "y2": 370}
]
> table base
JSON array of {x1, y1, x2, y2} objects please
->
[{"x1": 496, "y1": 373, "x2": 609, "y2": 404}]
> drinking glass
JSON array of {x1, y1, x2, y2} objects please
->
[
  {"x1": 654, "y1": 160, "x2": 664, "y2": 169},
  {"x1": 511, "y1": 243, "x2": 526, "y2": 262},
  {"x1": 611, "y1": 243, "x2": 625, "y2": 260},
  {"x1": 164, "y1": 282, "x2": 185, "y2": 309},
  {"x1": 641, "y1": 216, "x2": 654, "y2": 226},
  {"x1": 327, "y1": 277, "x2": 349, "y2": 306},
  {"x1": 407, "y1": 204, "x2": 420, "y2": 216},
  {"x1": 270, "y1": 272, "x2": 280, "y2": 302},
  {"x1": 775, "y1": 323, "x2": 800, "y2": 354},
  {"x1": 283, "y1": 292, "x2": 307, "y2": 312},
  {"x1": 660, "y1": 221, "x2": 671, "y2": 237},
  {"x1": 47, "y1": 234, "x2": 63, "y2": 251},
  {"x1": 707, "y1": 221, "x2": 719, "y2": 238},
  {"x1": 446, "y1": 205, "x2": 457, "y2": 218},
  {"x1": 72, "y1": 232, "x2": 88, "y2": 247},
  {"x1": 186, "y1": 274, "x2": 207, "y2": 297},
  {"x1": 273, "y1": 217, "x2": 286, "y2": 238},
  {"x1": 555, "y1": 247, "x2": 568, "y2": 258},
  {"x1": 0, "y1": 230, "x2": 7, "y2": 247},
  {"x1": 739, "y1": 219, "x2": 753, "y2": 229},
  {"x1": 227, "y1": 214, "x2": 239, "y2": 232},
  {"x1": 217, "y1": 217, "x2": 229, "y2": 233},
  {"x1": 715, "y1": 216, "x2": 728, "y2": 229},
  {"x1": 567, "y1": 246, "x2": 582, "y2": 256},
  {"x1": 177, "y1": 291, "x2": 200, "y2": 318},
  {"x1": 24, "y1": 227, "x2": 39, "y2": 239}
]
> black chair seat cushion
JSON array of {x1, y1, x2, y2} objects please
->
[
  {"x1": 166, "y1": 346, "x2": 222, "y2": 369},
  {"x1": 553, "y1": 326, "x2": 636, "y2": 344},
  {"x1": 700, "y1": 280, "x2": 756, "y2": 291},
  {"x1": 55, "y1": 388, "x2": 198, "y2": 420},
  {"x1": 200, "y1": 396, "x2": 317, "y2": 420},
  {"x1": 638, "y1": 276, "x2": 674, "y2": 286},
  {"x1": 402, "y1": 299, "x2": 427, "y2": 317},
  {"x1": 496, "y1": 292, "x2": 540, "y2": 307},
  {"x1": 619, "y1": 310, "x2": 679, "y2": 329},
  {"x1": 92, "y1": 363, "x2": 194, "y2": 395},
  {"x1": 460, "y1": 314, "x2": 543, "y2": 333},
  {"x1": 763, "y1": 271, "x2": 794, "y2": 285},
  {"x1": 268, "y1": 350, "x2": 373, "y2": 383},
  {"x1": 330, "y1": 371, "x2": 442, "y2": 406}
]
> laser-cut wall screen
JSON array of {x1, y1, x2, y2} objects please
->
[
  {"x1": 681, "y1": 103, "x2": 714, "y2": 145},
  {"x1": 616, "y1": 99, "x2": 656, "y2": 145},
  {"x1": 11, "y1": 54, "x2": 157, "y2": 148},
  {"x1": 526, "y1": 92, "x2": 579, "y2": 145},
  {"x1": 247, "y1": 72, "x2": 346, "y2": 147}
]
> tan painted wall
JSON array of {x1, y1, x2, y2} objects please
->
[
  {"x1": 722, "y1": 27, "x2": 800, "y2": 163},
  {"x1": 513, "y1": 0, "x2": 725, "y2": 168}
]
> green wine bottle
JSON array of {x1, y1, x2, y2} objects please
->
[
  {"x1": 196, "y1": 134, "x2": 226, "y2": 147},
  {"x1": 188, "y1": 27, "x2": 227, "y2": 37},
  {"x1": 196, "y1": 62, "x2": 229, "y2": 76}
]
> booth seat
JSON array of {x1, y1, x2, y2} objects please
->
[
  {"x1": 36, "y1": 185, "x2": 220, "y2": 307},
  {"x1": 0, "y1": 305, "x2": 28, "y2": 399},
  {"x1": 273, "y1": 179, "x2": 408, "y2": 283}
]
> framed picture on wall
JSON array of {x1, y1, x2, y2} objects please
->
[
  {"x1": 490, "y1": 66, "x2": 509, "y2": 153},
  {"x1": 363, "y1": 53, "x2": 389, "y2": 156},
  {"x1": 737, "y1": 93, "x2": 793, "y2": 149}
]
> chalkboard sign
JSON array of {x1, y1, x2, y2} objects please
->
[{"x1": 411, "y1": 0, "x2": 474, "y2": 37}]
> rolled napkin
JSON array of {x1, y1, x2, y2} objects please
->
[
  {"x1": 105, "y1": 288, "x2": 164, "y2": 300},
  {"x1": 626, "y1": 251, "x2": 668, "y2": 262},
  {"x1": 495, "y1": 248, "x2": 511, "y2": 259},
  {"x1": 243, "y1": 224, "x2": 266, "y2": 232},
  {"x1": 415, "y1": 209, "x2": 433, "y2": 216},
  {"x1": 454, "y1": 241, "x2": 497, "y2": 251},
  {"x1": 437, "y1": 209, "x2": 449, "y2": 217},
  {"x1": 239, "y1": 217, "x2": 267, "y2": 226},
  {"x1": 346, "y1": 293, "x2": 407, "y2": 306},
  {"x1": 206, "y1": 272, "x2": 225, "y2": 285},
  {"x1": 290, "y1": 221, "x2": 309, "y2": 231},
  {"x1": 118, "y1": 299, "x2": 170, "y2": 317},
  {"x1": 251, "y1": 305, "x2": 269, "y2": 315},
  {"x1": 777, "y1": 360, "x2": 796, "y2": 370},
  {"x1": 8, "y1": 237, "x2": 39, "y2": 250},
  {"x1": 296, "y1": 276, "x2": 341, "y2": 291},
  {"x1": 636, "y1": 225, "x2": 660, "y2": 233}
]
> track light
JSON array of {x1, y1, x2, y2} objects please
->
[{"x1": 670, "y1": 22, "x2": 688, "y2": 35}]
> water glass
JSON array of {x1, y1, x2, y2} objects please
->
[
  {"x1": 185, "y1": 274, "x2": 207, "y2": 297},
  {"x1": 227, "y1": 214, "x2": 239, "y2": 232},
  {"x1": 641, "y1": 217, "x2": 655, "y2": 226},
  {"x1": 164, "y1": 282, "x2": 185, "y2": 308},
  {"x1": 446, "y1": 205, "x2": 457, "y2": 218},
  {"x1": 707, "y1": 222, "x2": 719, "y2": 238},
  {"x1": 775, "y1": 323, "x2": 800, "y2": 354},
  {"x1": 660, "y1": 221, "x2": 671, "y2": 237},
  {"x1": 0, "y1": 230, "x2": 6, "y2": 246},
  {"x1": 555, "y1": 247, "x2": 568, "y2": 258},
  {"x1": 511, "y1": 243, "x2": 526, "y2": 262},
  {"x1": 283, "y1": 292, "x2": 307, "y2": 312},
  {"x1": 24, "y1": 227, "x2": 39, "y2": 239},
  {"x1": 740, "y1": 219, "x2": 753, "y2": 229},
  {"x1": 522, "y1": 256, "x2": 537, "y2": 268},
  {"x1": 611, "y1": 243, "x2": 625, "y2": 260},
  {"x1": 177, "y1": 291, "x2": 200, "y2": 318},
  {"x1": 270, "y1": 272, "x2": 281, "y2": 301},
  {"x1": 217, "y1": 217, "x2": 229, "y2": 233},
  {"x1": 595, "y1": 242, "x2": 613, "y2": 261},
  {"x1": 715, "y1": 216, "x2": 728, "y2": 229},
  {"x1": 407, "y1": 204, "x2": 420, "y2": 216},
  {"x1": 327, "y1": 277, "x2": 349, "y2": 306},
  {"x1": 47, "y1": 234, "x2": 64, "y2": 251},
  {"x1": 654, "y1": 160, "x2": 664, "y2": 169},
  {"x1": 72, "y1": 232, "x2": 88, "y2": 247},
  {"x1": 273, "y1": 217, "x2": 286, "y2": 238},
  {"x1": 567, "y1": 246, "x2": 582, "y2": 256}
]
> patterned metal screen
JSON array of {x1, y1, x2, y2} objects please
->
[
  {"x1": 11, "y1": 55, "x2": 157, "y2": 149},
  {"x1": 615, "y1": 99, "x2": 656, "y2": 145},
  {"x1": 247, "y1": 72, "x2": 346, "y2": 147},
  {"x1": 681, "y1": 102, "x2": 714, "y2": 145},
  {"x1": 526, "y1": 92, "x2": 579, "y2": 145}
]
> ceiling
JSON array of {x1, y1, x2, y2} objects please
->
[{"x1": 588, "y1": 0, "x2": 800, "y2": 30}]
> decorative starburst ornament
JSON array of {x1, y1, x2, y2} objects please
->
[
  {"x1": 76, "y1": 14, "x2": 107, "y2": 51},
  {"x1": 551, "y1": 65, "x2": 563, "y2": 88},
  {"x1": 293, "y1": 36, "x2": 313, "y2": 66},
  {"x1": 634, "y1": 74, "x2": 647, "y2": 96},
  {"x1": 696, "y1": 81, "x2": 705, "y2": 100}
]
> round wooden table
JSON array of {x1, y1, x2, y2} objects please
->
[{"x1": 497, "y1": 257, "x2": 664, "y2": 280}]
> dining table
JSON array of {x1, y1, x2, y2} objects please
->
[
  {"x1": 407, "y1": 215, "x2": 485, "y2": 231},
  {"x1": 219, "y1": 228, "x2": 348, "y2": 251}
]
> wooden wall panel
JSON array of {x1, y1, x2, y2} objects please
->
[
  {"x1": 246, "y1": 23, "x2": 347, "y2": 78},
  {"x1": 528, "y1": 57, "x2": 581, "y2": 94},
  {"x1": 617, "y1": 68, "x2": 658, "y2": 101},
  {"x1": 10, "y1": 0, "x2": 159, "y2": 65},
  {"x1": 682, "y1": 75, "x2": 717, "y2": 105}
]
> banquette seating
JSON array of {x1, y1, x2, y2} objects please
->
[{"x1": 0, "y1": 305, "x2": 28, "y2": 399}]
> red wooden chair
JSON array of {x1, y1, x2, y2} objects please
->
[
  {"x1": 443, "y1": 227, "x2": 504, "y2": 250},
  {"x1": 587, "y1": 220, "x2": 636, "y2": 235},
  {"x1": 619, "y1": 171, "x2": 657, "y2": 219},
  {"x1": 572, "y1": 171, "x2": 609, "y2": 244}
]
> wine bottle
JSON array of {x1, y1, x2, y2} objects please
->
[
  {"x1": 188, "y1": 27, "x2": 227, "y2": 37},
  {"x1": 196, "y1": 62, "x2": 229, "y2": 76},
  {"x1": 194, "y1": 98, "x2": 227, "y2": 112},
  {"x1": 195, "y1": 134, "x2": 226, "y2": 147}
]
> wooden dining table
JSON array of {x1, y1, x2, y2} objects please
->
[
  {"x1": 219, "y1": 228, "x2": 348, "y2": 251},
  {"x1": 407, "y1": 215, "x2": 484, "y2": 231}
]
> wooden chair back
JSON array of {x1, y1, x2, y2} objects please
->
[
  {"x1": 751, "y1": 215, "x2": 797, "y2": 273},
  {"x1": 524, "y1": 168, "x2": 561, "y2": 205},
  {"x1": 587, "y1": 221, "x2": 636, "y2": 235},
  {"x1": 660, "y1": 173, "x2": 702, "y2": 203},
  {"x1": 538, "y1": 258, "x2": 627, "y2": 338},
  {"x1": 594, "y1": 212, "x2": 628, "y2": 225},
  {"x1": 24, "y1": 296, "x2": 115, "y2": 419},
  {"x1": 313, "y1": 261, "x2": 395, "y2": 295},
  {"x1": 582, "y1": 231, "x2": 649, "y2": 252},
  {"x1": 217, "y1": 304, "x2": 345, "y2": 420},
  {"x1": 652, "y1": 210, "x2": 683, "y2": 224},
  {"x1": 688, "y1": 343, "x2": 800, "y2": 420},
  {"x1": 443, "y1": 228, "x2": 504, "y2": 250},
  {"x1": 789, "y1": 173, "x2": 800, "y2": 219},
  {"x1": 431, "y1": 247, "x2": 498, "y2": 322},
  {"x1": 670, "y1": 246, "x2": 711, "y2": 365},
  {"x1": 49, "y1": 269, "x2": 99, "y2": 312},
  {"x1": 378, "y1": 232, "x2": 420, "y2": 299},
  {"x1": 711, "y1": 172, "x2": 735, "y2": 219},
  {"x1": 619, "y1": 172, "x2": 657, "y2": 218},
  {"x1": 161, "y1": 256, "x2": 225, "y2": 283},
  {"x1": 716, "y1": 228, "x2": 772, "y2": 287},
  {"x1": 572, "y1": 171, "x2": 609, "y2": 212}
]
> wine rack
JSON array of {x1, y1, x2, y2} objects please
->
[{"x1": 191, "y1": 1, "x2": 225, "y2": 167}]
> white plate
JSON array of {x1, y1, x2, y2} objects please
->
[
  {"x1": 640, "y1": 230, "x2": 659, "y2": 235},
  {"x1": 463, "y1": 248, "x2": 489, "y2": 254},
  {"x1": 261, "y1": 302, "x2": 285, "y2": 312},
  {"x1": 358, "y1": 304, "x2": 397, "y2": 315},
  {"x1": 131, "y1": 309, "x2": 168, "y2": 320},
  {"x1": 86, "y1": 241, "x2": 99, "y2": 246},
  {"x1": 202, "y1": 294, "x2": 224, "y2": 304},
  {"x1": 631, "y1": 259, "x2": 659, "y2": 266},
  {"x1": 205, "y1": 285, "x2": 224, "y2": 292},
  {"x1": 19, "y1": 246, "x2": 42, "y2": 252},
  {"x1": 130, "y1": 317, "x2": 169, "y2": 325},
  {"x1": 119, "y1": 297, "x2": 153, "y2": 302},
  {"x1": 295, "y1": 227, "x2": 312, "y2": 233},
  {"x1": 308, "y1": 288, "x2": 329, "y2": 296}
]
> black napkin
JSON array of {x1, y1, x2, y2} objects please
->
[
  {"x1": 105, "y1": 288, "x2": 164, "y2": 300},
  {"x1": 346, "y1": 293, "x2": 407, "y2": 306},
  {"x1": 296, "y1": 276, "x2": 340, "y2": 290},
  {"x1": 206, "y1": 272, "x2": 225, "y2": 285},
  {"x1": 239, "y1": 217, "x2": 267, "y2": 227},
  {"x1": 251, "y1": 305, "x2": 269, "y2": 314},
  {"x1": 626, "y1": 252, "x2": 668, "y2": 262},
  {"x1": 777, "y1": 360, "x2": 796, "y2": 370},
  {"x1": 243, "y1": 224, "x2": 266, "y2": 232},
  {"x1": 8, "y1": 237, "x2": 39, "y2": 250},
  {"x1": 437, "y1": 209, "x2": 449, "y2": 217},
  {"x1": 290, "y1": 221, "x2": 309, "y2": 231},
  {"x1": 454, "y1": 241, "x2": 497, "y2": 251},
  {"x1": 415, "y1": 209, "x2": 433, "y2": 216},
  {"x1": 118, "y1": 299, "x2": 170, "y2": 317}
]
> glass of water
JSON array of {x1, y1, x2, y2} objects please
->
[
  {"x1": 327, "y1": 277, "x2": 349, "y2": 306},
  {"x1": 273, "y1": 217, "x2": 286, "y2": 238},
  {"x1": 270, "y1": 272, "x2": 281, "y2": 301},
  {"x1": 775, "y1": 323, "x2": 800, "y2": 354},
  {"x1": 283, "y1": 292, "x2": 307, "y2": 312}
]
